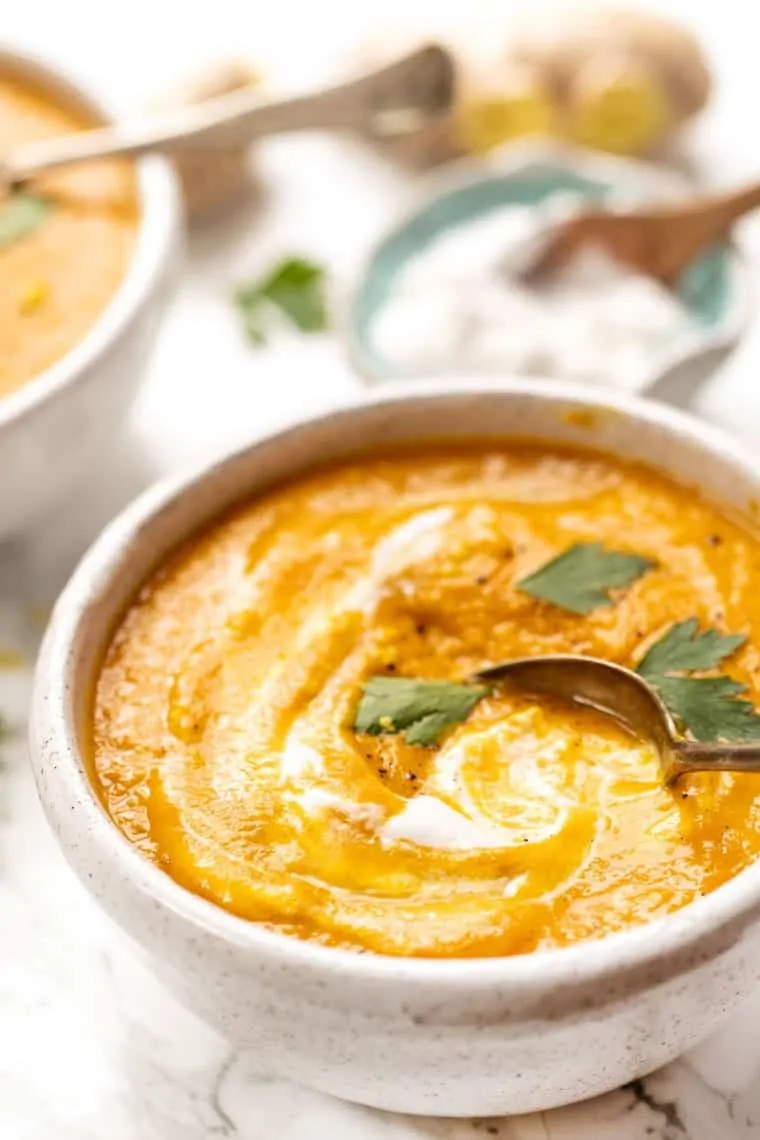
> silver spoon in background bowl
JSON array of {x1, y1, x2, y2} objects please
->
[
  {"x1": 474, "y1": 655, "x2": 760, "y2": 785},
  {"x1": 0, "y1": 45, "x2": 455, "y2": 189}
]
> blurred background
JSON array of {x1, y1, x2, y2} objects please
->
[{"x1": 3, "y1": 0, "x2": 756, "y2": 588}]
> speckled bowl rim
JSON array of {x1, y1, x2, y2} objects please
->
[
  {"x1": 0, "y1": 43, "x2": 181, "y2": 433},
  {"x1": 32, "y1": 377, "x2": 760, "y2": 993}
]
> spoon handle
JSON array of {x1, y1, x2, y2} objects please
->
[
  {"x1": 671, "y1": 740, "x2": 760, "y2": 779},
  {"x1": 683, "y1": 182, "x2": 760, "y2": 228},
  {"x1": 5, "y1": 45, "x2": 452, "y2": 183}
]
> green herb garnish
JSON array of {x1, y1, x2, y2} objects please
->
[
  {"x1": 0, "y1": 192, "x2": 50, "y2": 251},
  {"x1": 637, "y1": 618, "x2": 760, "y2": 741},
  {"x1": 517, "y1": 542, "x2": 656, "y2": 616},
  {"x1": 235, "y1": 256, "x2": 328, "y2": 345},
  {"x1": 637, "y1": 619, "x2": 745, "y2": 676},
  {"x1": 354, "y1": 676, "x2": 489, "y2": 748}
]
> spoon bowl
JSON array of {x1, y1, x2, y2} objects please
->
[{"x1": 475, "y1": 655, "x2": 760, "y2": 784}]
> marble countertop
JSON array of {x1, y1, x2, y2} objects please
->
[{"x1": 4, "y1": 2, "x2": 760, "y2": 1136}]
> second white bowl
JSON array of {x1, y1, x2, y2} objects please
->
[{"x1": 0, "y1": 46, "x2": 182, "y2": 537}]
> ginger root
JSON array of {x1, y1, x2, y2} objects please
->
[
  {"x1": 509, "y1": 6, "x2": 711, "y2": 155},
  {"x1": 364, "y1": 7, "x2": 711, "y2": 166}
]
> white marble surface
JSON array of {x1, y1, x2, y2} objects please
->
[{"x1": 4, "y1": 1, "x2": 760, "y2": 1136}]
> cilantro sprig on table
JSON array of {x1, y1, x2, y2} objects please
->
[{"x1": 234, "y1": 256, "x2": 328, "y2": 345}]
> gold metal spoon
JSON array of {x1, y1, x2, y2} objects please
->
[
  {"x1": 0, "y1": 45, "x2": 455, "y2": 189},
  {"x1": 474, "y1": 655, "x2": 760, "y2": 785}
]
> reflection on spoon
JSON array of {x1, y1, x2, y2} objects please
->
[{"x1": 474, "y1": 655, "x2": 760, "y2": 785}]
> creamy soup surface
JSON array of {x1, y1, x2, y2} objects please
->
[
  {"x1": 92, "y1": 444, "x2": 760, "y2": 958},
  {"x1": 0, "y1": 75, "x2": 137, "y2": 397}
]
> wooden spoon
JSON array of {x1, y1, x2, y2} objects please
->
[{"x1": 523, "y1": 182, "x2": 760, "y2": 285}]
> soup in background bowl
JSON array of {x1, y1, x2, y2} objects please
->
[
  {"x1": 31, "y1": 381, "x2": 760, "y2": 1116},
  {"x1": 0, "y1": 73, "x2": 137, "y2": 397},
  {"x1": 0, "y1": 47, "x2": 180, "y2": 537}
]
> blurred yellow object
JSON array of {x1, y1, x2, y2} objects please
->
[
  {"x1": 456, "y1": 89, "x2": 555, "y2": 153},
  {"x1": 0, "y1": 647, "x2": 24, "y2": 669},
  {"x1": 565, "y1": 58, "x2": 670, "y2": 155},
  {"x1": 359, "y1": 7, "x2": 711, "y2": 167},
  {"x1": 455, "y1": 64, "x2": 556, "y2": 152},
  {"x1": 18, "y1": 278, "x2": 49, "y2": 315},
  {"x1": 508, "y1": 6, "x2": 709, "y2": 158}
]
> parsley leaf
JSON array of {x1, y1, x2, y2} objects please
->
[
  {"x1": 353, "y1": 676, "x2": 489, "y2": 748},
  {"x1": 517, "y1": 542, "x2": 655, "y2": 616},
  {"x1": 650, "y1": 676, "x2": 760, "y2": 742},
  {"x1": 637, "y1": 619, "x2": 760, "y2": 741},
  {"x1": 0, "y1": 192, "x2": 50, "y2": 251},
  {"x1": 235, "y1": 257, "x2": 328, "y2": 345},
  {"x1": 637, "y1": 618, "x2": 746, "y2": 676}
]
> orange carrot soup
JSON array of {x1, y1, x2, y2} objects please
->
[
  {"x1": 92, "y1": 444, "x2": 760, "y2": 957},
  {"x1": 0, "y1": 74, "x2": 137, "y2": 398}
]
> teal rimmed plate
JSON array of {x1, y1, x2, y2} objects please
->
[{"x1": 347, "y1": 141, "x2": 749, "y2": 392}]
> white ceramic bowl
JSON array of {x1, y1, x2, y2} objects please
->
[
  {"x1": 0, "y1": 46, "x2": 181, "y2": 537},
  {"x1": 31, "y1": 379, "x2": 760, "y2": 1118}
]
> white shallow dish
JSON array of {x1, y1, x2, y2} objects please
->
[
  {"x1": 347, "y1": 141, "x2": 750, "y2": 397},
  {"x1": 0, "y1": 46, "x2": 181, "y2": 537},
  {"x1": 31, "y1": 378, "x2": 760, "y2": 1117}
]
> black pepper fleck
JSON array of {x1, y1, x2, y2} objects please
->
[
  {"x1": 475, "y1": 575, "x2": 488, "y2": 585},
  {"x1": 415, "y1": 623, "x2": 426, "y2": 636},
  {"x1": 708, "y1": 534, "x2": 722, "y2": 547},
  {"x1": 385, "y1": 662, "x2": 397, "y2": 672}
]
